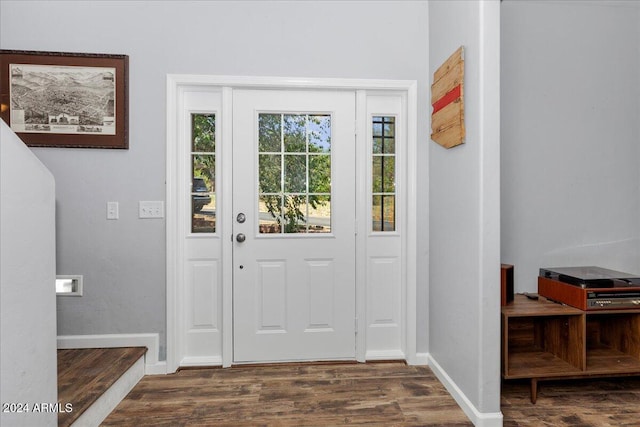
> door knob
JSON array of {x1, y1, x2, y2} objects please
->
[{"x1": 236, "y1": 233, "x2": 246, "y2": 243}]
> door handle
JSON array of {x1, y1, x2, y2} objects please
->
[{"x1": 236, "y1": 233, "x2": 246, "y2": 243}]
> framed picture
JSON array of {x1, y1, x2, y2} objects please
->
[{"x1": 0, "y1": 49, "x2": 128, "y2": 149}]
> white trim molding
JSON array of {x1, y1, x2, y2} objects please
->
[
  {"x1": 166, "y1": 75, "x2": 418, "y2": 372},
  {"x1": 180, "y1": 356, "x2": 223, "y2": 368},
  {"x1": 365, "y1": 350, "x2": 406, "y2": 361},
  {"x1": 414, "y1": 352, "x2": 430, "y2": 366},
  {"x1": 427, "y1": 354, "x2": 503, "y2": 427},
  {"x1": 57, "y1": 333, "x2": 166, "y2": 375}
]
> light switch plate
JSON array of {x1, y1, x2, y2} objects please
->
[{"x1": 139, "y1": 201, "x2": 164, "y2": 218}]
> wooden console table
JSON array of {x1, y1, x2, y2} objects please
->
[{"x1": 501, "y1": 294, "x2": 640, "y2": 403}]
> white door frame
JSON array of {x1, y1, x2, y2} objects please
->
[{"x1": 166, "y1": 75, "x2": 418, "y2": 373}]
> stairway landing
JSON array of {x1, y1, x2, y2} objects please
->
[{"x1": 58, "y1": 347, "x2": 146, "y2": 427}]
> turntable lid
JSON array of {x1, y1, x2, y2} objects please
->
[{"x1": 540, "y1": 266, "x2": 640, "y2": 288}]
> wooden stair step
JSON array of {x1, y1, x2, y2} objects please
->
[{"x1": 58, "y1": 347, "x2": 147, "y2": 427}]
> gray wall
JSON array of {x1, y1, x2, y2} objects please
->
[
  {"x1": 1, "y1": 122, "x2": 58, "y2": 427},
  {"x1": 501, "y1": 0, "x2": 640, "y2": 292},
  {"x1": 0, "y1": 0, "x2": 430, "y2": 362},
  {"x1": 429, "y1": 0, "x2": 502, "y2": 416}
]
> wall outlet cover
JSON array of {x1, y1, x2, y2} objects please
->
[{"x1": 107, "y1": 201, "x2": 119, "y2": 220}]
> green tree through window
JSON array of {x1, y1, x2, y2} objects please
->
[
  {"x1": 191, "y1": 114, "x2": 216, "y2": 233},
  {"x1": 258, "y1": 113, "x2": 331, "y2": 234}
]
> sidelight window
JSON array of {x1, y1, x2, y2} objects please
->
[
  {"x1": 372, "y1": 116, "x2": 396, "y2": 232},
  {"x1": 191, "y1": 113, "x2": 216, "y2": 233}
]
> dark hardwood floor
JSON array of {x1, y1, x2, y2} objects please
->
[
  {"x1": 103, "y1": 362, "x2": 473, "y2": 426},
  {"x1": 58, "y1": 348, "x2": 640, "y2": 426},
  {"x1": 501, "y1": 376, "x2": 640, "y2": 427}
]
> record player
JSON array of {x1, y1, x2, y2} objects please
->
[{"x1": 538, "y1": 266, "x2": 640, "y2": 310}]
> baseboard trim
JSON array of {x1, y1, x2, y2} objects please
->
[
  {"x1": 427, "y1": 354, "x2": 503, "y2": 427},
  {"x1": 57, "y1": 333, "x2": 166, "y2": 375},
  {"x1": 365, "y1": 350, "x2": 406, "y2": 361},
  {"x1": 180, "y1": 356, "x2": 223, "y2": 367},
  {"x1": 414, "y1": 352, "x2": 429, "y2": 365},
  {"x1": 144, "y1": 361, "x2": 167, "y2": 375}
]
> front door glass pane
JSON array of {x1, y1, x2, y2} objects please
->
[
  {"x1": 258, "y1": 113, "x2": 332, "y2": 234},
  {"x1": 284, "y1": 114, "x2": 307, "y2": 152},
  {"x1": 258, "y1": 114, "x2": 282, "y2": 152}
]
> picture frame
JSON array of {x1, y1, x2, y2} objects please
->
[{"x1": 0, "y1": 49, "x2": 128, "y2": 149}]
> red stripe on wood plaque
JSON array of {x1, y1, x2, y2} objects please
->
[{"x1": 431, "y1": 84, "x2": 461, "y2": 115}]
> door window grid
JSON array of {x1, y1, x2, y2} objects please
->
[
  {"x1": 258, "y1": 113, "x2": 331, "y2": 234},
  {"x1": 372, "y1": 116, "x2": 396, "y2": 232},
  {"x1": 191, "y1": 113, "x2": 216, "y2": 233}
]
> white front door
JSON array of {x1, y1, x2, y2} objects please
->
[
  {"x1": 232, "y1": 89, "x2": 356, "y2": 363},
  {"x1": 167, "y1": 76, "x2": 417, "y2": 372}
]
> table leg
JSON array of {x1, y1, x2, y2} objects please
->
[{"x1": 530, "y1": 378, "x2": 538, "y2": 404}]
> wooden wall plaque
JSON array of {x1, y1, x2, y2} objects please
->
[{"x1": 431, "y1": 46, "x2": 465, "y2": 149}]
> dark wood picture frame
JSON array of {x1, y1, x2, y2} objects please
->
[{"x1": 0, "y1": 49, "x2": 128, "y2": 149}]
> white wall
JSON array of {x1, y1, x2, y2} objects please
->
[
  {"x1": 501, "y1": 0, "x2": 640, "y2": 292},
  {"x1": 1, "y1": 122, "x2": 58, "y2": 427},
  {"x1": 0, "y1": 1, "x2": 430, "y2": 362},
  {"x1": 428, "y1": 1, "x2": 501, "y2": 425}
]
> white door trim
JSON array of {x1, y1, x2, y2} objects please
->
[{"x1": 166, "y1": 75, "x2": 418, "y2": 373}]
